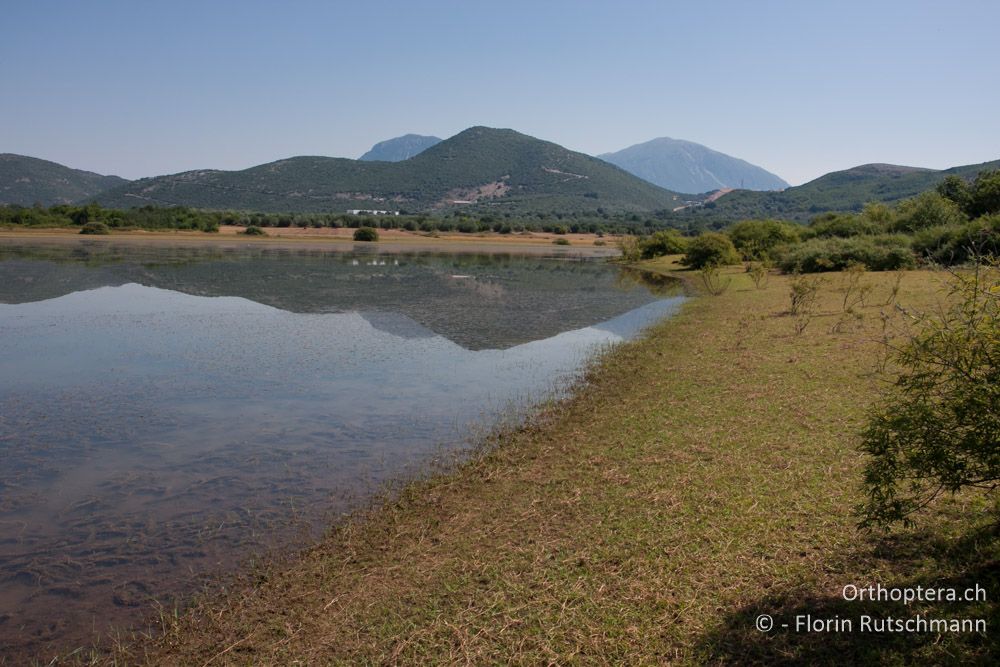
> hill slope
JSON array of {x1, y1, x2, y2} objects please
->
[
  {"x1": 94, "y1": 127, "x2": 687, "y2": 213},
  {"x1": 359, "y1": 134, "x2": 442, "y2": 161},
  {"x1": 686, "y1": 159, "x2": 1000, "y2": 223},
  {"x1": 600, "y1": 138, "x2": 788, "y2": 193},
  {"x1": 0, "y1": 154, "x2": 128, "y2": 206}
]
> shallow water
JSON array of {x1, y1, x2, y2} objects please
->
[{"x1": 0, "y1": 242, "x2": 683, "y2": 659}]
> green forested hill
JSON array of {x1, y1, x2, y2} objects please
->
[
  {"x1": 0, "y1": 154, "x2": 128, "y2": 206},
  {"x1": 93, "y1": 127, "x2": 688, "y2": 214},
  {"x1": 682, "y1": 159, "x2": 1000, "y2": 224}
]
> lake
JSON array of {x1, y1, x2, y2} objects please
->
[{"x1": 0, "y1": 240, "x2": 683, "y2": 659}]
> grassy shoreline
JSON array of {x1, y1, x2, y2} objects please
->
[{"x1": 93, "y1": 262, "x2": 996, "y2": 664}]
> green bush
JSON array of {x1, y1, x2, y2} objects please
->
[
  {"x1": 680, "y1": 232, "x2": 741, "y2": 269},
  {"x1": 912, "y1": 214, "x2": 1000, "y2": 265},
  {"x1": 353, "y1": 226, "x2": 379, "y2": 242},
  {"x1": 860, "y1": 201, "x2": 896, "y2": 228},
  {"x1": 968, "y1": 169, "x2": 1000, "y2": 218},
  {"x1": 79, "y1": 221, "x2": 110, "y2": 235},
  {"x1": 553, "y1": 237, "x2": 571, "y2": 246},
  {"x1": 639, "y1": 230, "x2": 688, "y2": 259},
  {"x1": 938, "y1": 169, "x2": 1000, "y2": 218},
  {"x1": 805, "y1": 213, "x2": 880, "y2": 239},
  {"x1": 243, "y1": 225, "x2": 265, "y2": 236},
  {"x1": 889, "y1": 191, "x2": 965, "y2": 233},
  {"x1": 727, "y1": 219, "x2": 801, "y2": 259},
  {"x1": 775, "y1": 235, "x2": 915, "y2": 273},
  {"x1": 859, "y1": 261, "x2": 1000, "y2": 528}
]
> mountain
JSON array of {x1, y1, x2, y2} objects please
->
[
  {"x1": 94, "y1": 127, "x2": 688, "y2": 214},
  {"x1": 599, "y1": 138, "x2": 788, "y2": 193},
  {"x1": 0, "y1": 154, "x2": 128, "y2": 206},
  {"x1": 359, "y1": 134, "x2": 442, "y2": 161},
  {"x1": 688, "y1": 159, "x2": 1000, "y2": 223}
]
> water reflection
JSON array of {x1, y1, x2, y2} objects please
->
[{"x1": 0, "y1": 242, "x2": 683, "y2": 659}]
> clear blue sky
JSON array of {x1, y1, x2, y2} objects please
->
[{"x1": 2, "y1": 0, "x2": 998, "y2": 185}]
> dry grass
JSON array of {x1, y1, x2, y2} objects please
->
[{"x1": 94, "y1": 262, "x2": 997, "y2": 665}]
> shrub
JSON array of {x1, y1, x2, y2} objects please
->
[
  {"x1": 680, "y1": 232, "x2": 741, "y2": 269},
  {"x1": 912, "y1": 215, "x2": 1000, "y2": 265},
  {"x1": 775, "y1": 235, "x2": 915, "y2": 273},
  {"x1": 747, "y1": 261, "x2": 771, "y2": 289},
  {"x1": 639, "y1": 230, "x2": 688, "y2": 259},
  {"x1": 353, "y1": 226, "x2": 379, "y2": 242},
  {"x1": 617, "y1": 236, "x2": 643, "y2": 263},
  {"x1": 858, "y1": 260, "x2": 1000, "y2": 528},
  {"x1": 788, "y1": 274, "x2": 822, "y2": 315},
  {"x1": 938, "y1": 170, "x2": 1000, "y2": 219},
  {"x1": 860, "y1": 201, "x2": 896, "y2": 228},
  {"x1": 553, "y1": 237, "x2": 571, "y2": 246},
  {"x1": 699, "y1": 265, "x2": 730, "y2": 295},
  {"x1": 805, "y1": 212, "x2": 880, "y2": 239},
  {"x1": 726, "y1": 219, "x2": 800, "y2": 259},
  {"x1": 889, "y1": 191, "x2": 965, "y2": 233},
  {"x1": 242, "y1": 225, "x2": 265, "y2": 236},
  {"x1": 79, "y1": 221, "x2": 110, "y2": 235},
  {"x1": 968, "y1": 169, "x2": 1000, "y2": 218}
]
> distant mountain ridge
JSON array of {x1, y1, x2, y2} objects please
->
[
  {"x1": 688, "y1": 159, "x2": 1000, "y2": 223},
  {"x1": 93, "y1": 127, "x2": 685, "y2": 213},
  {"x1": 359, "y1": 134, "x2": 442, "y2": 161},
  {"x1": 5, "y1": 135, "x2": 996, "y2": 223},
  {"x1": 600, "y1": 138, "x2": 788, "y2": 193},
  {"x1": 0, "y1": 154, "x2": 128, "y2": 206}
]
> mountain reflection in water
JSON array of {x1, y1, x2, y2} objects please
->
[{"x1": 0, "y1": 242, "x2": 683, "y2": 659}]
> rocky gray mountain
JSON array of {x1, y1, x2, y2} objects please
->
[{"x1": 600, "y1": 137, "x2": 788, "y2": 194}]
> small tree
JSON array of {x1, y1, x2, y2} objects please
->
[
  {"x1": 616, "y1": 235, "x2": 643, "y2": 263},
  {"x1": 858, "y1": 260, "x2": 1000, "y2": 528},
  {"x1": 681, "y1": 232, "x2": 740, "y2": 269},
  {"x1": 890, "y1": 191, "x2": 965, "y2": 233},
  {"x1": 79, "y1": 221, "x2": 110, "y2": 235},
  {"x1": 727, "y1": 219, "x2": 800, "y2": 259},
  {"x1": 639, "y1": 230, "x2": 688, "y2": 259},
  {"x1": 353, "y1": 226, "x2": 379, "y2": 242}
]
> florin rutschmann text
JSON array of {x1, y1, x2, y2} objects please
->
[{"x1": 753, "y1": 584, "x2": 988, "y2": 634}]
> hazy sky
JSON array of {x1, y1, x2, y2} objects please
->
[{"x1": 2, "y1": 0, "x2": 998, "y2": 185}]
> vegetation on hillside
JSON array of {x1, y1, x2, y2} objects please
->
[
  {"x1": 0, "y1": 153, "x2": 127, "y2": 207},
  {"x1": 92, "y1": 127, "x2": 686, "y2": 214},
  {"x1": 673, "y1": 159, "x2": 1000, "y2": 225}
]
